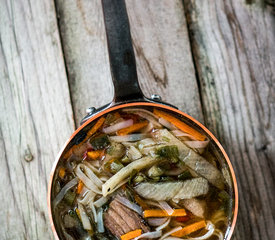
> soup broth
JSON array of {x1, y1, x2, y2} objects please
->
[{"x1": 51, "y1": 107, "x2": 234, "y2": 240}]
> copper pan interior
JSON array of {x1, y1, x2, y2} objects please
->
[{"x1": 48, "y1": 102, "x2": 238, "y2": 240}]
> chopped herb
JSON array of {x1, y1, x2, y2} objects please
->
[
  {"x1": 90, "y1": 134, "x2": 110, "y2": 150},
  {"x1": 68, "y1": 209, "x2": 78, "y2": 218},
  {"x1": 178, "y1": 170, "x2": 193, "y2": 180},
  {"x1": 106, "y1": 143, "x2": 125, "y2": 158},
  {"x1": 133, "y1": 175, "x2": 145, "y2": 183},
  {"x1": 64, "y1": 190, "x2": 76, "y2": 206},
  {"x1": 104, "y1": 113, "x2": 116, "y2": 125},
  {"x1": 156, "y1": 145, "x2": 179, "y2": 163},
  {"x1": 106, "y1": 145, "x2": 114, "y2": 155},
  {"x1": 218, "y1": 190, "x2": 230, "y2": 203},
  {"x1": 121, "y1": 155, "x2": 131, "y2": 164},
  {"x1": 148, "y1": 165, "x2": 164, "y2": 177},
  {"x1": 218, "y1": 190, "x2": 232, "y2": 214},
  {"x1": 162, "y1": 136, "x2": 170, "y2": 142},
  {"x1": 128, "y1": 169, "x2": 138, "y2": 184},
  {"x1": 160, "y1": 176, "x2": 174, "y2": 182},
  {"x1": 105, "y1": 160, "x2": 124, "y2": 174},
  {"x1": 149, "y1": 176, "x2": 160, "y2": 182}
]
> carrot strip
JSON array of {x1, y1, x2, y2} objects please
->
[
  {"x1": 143, "y1": 209, "x2": 187, "y2": 218},
  {"x1": 58, "y1": 167, "x2": 66, "y2": 179},
  {"x1": 76, "y1": 180, "x2": 84, "y2": 194},
  {"x1": 121, "y1": 229, "x2": 142, "y2": 240},
  {"x1": 171, "y1": 220, "x2": 206, "y2": 237},
  {"x1": 63, "y1": 148, "x2": 73, "y2": 160},
  {"x1": 75, "y1": 208, "x2": 81, "y2": 219},
  {"x1": 84, "y1": 117, "x2": 106, "y2": 141},
  {"x1": 153, "y1": 109, "x2": 206, "y2": 141},
  {"x1": 63, "y1": 117, "x2": 105, "y2": 159},
  {"x1": 87, "y1": 150, "x2": 104, "y2": 160},
  {"x1": 117, "y1": 121, "x2": 148, "y2": 136}
]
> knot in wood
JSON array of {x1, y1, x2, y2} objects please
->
[{"x1": 24, "y1": 149, "x2": 33, "y2": 162}]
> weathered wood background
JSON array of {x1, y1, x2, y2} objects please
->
[{"x1": 0, "y1": 0, "x2": 274, "y2": 239}]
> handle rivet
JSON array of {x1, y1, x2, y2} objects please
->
[
  {"x1": 86, "y1": 107, "x2": 96, "y2": 115},
  {"x1": 151, "y1": 94, "x2": 162, "y2": 101}
]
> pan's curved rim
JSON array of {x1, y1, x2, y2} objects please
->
[{"x1": 48, "y1": 102, "x2": 238, "y2": 240}]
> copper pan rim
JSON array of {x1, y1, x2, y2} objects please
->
[{"x1": 48, "y1": 102, "x2": 238, "y2": 240}]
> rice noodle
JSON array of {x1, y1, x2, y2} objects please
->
[
  {"x1": 78, "y1": 203, "x2": 92, "y2": 230},
  {"x1": 78, "y1": 191, "x2": 96, "y2": 205},
  {"x1": 88, "y1": 160, "x2": 100, "y2": 168},
  {"x1": 183, "y1": 140, "x2": 209, "y2": 149},
  {"x1": 188, "y1": 221, "x2": 215, "y2": 240},
  {"x1": 171, "y1": 129, "x2": 196, "y2": 140},
  {"x1": 111, "y1": 177, "x2": 129, "y2": 193},
  {"x1": 156, "y1": 218, "x2": 171, "y2": 231},
  {"x1": 94, "y1": 196, "x2": 109, "y2": 208},
  {"x1": 123, "y1": 108, "x2": 162, "y2": 127},
  {"x1": 134, "y1": 230, "x2": 162, "y2": 240},
  {"x1": 116, "y1": 196, "x2": 143, "y2": 215},
  {"x1": 164, "y1": 167, "x2": 187, "y2": 176},
  {"x1": 102, "y1": 156, "x2": 158, "y2": 196},
  {"x1": 140, "y1": 146, "x2": 158, "y2": 155},
  {"x1": 85, "y1": 161, "x2": 100, "y2": 174},
  {"x1": 147, "y1": 218, "x2": 168, "y2": 227},
  {"x1": 141, "y1": 122, "x2": 154, "y2": 133},
  {"x1": 103, "y1": 119, "x2": 133, "y2": 134},
  {"x1": 99, "y1": 176, "x2": 109, "y2": 182},
  {"x1": 109, "y1": 134, "x2": 149, "y2": 142},
  {"x1": 81, "y1": 163, "x2": 103, "y2": 187},
  {"x1": 97, "y1": 208, "x2": 104, "y2": 233},
  {"x1": 146, "y1": 200, "x2": 174, "y2": 215},
  {"x1": 211, "y1": 210, "x2": 227, "y2": 225},
  {"x1": 52, "y1": 178, "x2": 78, "y2": 208},
  {"x1": 160, "y1": 226, "x2": 182, "y2": 240},
  {"x1": 79, "y1": 186, "x2": 89, "y2": 197},
  {"x1": 89, "y1": 199, "x2": 97, "y2": 223},
  {"x1": 145, "y1": 200, "x2": 163, "y2": 209},
  {"x1": 128, "y1": 146, "x2": 143, "y2": 160},
  {"x1": 159, "y1": 118, "x2": 177, "y2": 130},
  {"x1": 77, "y1": 190, "x2": 98, "y2": 223},
  {"x1": 138, "y1": 138, "x2": 157, "y2": 149},
  {"x1": 158, "y1": 201, "x2": 174, "y2": 215},
  {"x1": 213, "y1": 229, "x2": 224, "y2": 240},
  {"x1": 75, "y1": 165, "x2": 101, "y2": 194}
]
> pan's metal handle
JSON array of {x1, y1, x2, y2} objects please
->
[
  {"x1": 102, "y1": 0, "x2": 144, "y2": 103},
  {"x1": 80, "y1": 0, "x2": 177, "y2": 125}
]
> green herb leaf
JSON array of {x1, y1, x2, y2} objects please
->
[
  {"x1": 90, "y1": 135, "x2": 110, "y2": 150},
  {"x1": 156, "y1": 145, "x2": 179, "y2": 160}
]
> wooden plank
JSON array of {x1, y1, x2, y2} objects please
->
[
  {"x1": 55, "y1": 0, "x2": 113, "y2": 125},
  {"x1": 0, "y1": 0, "x2": 74, "y2": 239},
  {"x1": 184, "y1": 1, "x2": 275, "y2": 239},
  {"x1": 55, "y1": 0, "x2": 204, "y2": 125}
]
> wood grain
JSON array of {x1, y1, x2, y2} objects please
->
[
  {"x1": 0, "y1": 0, "x2": 74, "y2": 239},
  {"x1": 55, "y1": 0, "x2": 113, "y2": 125},
  {"x1": 55, "y1": 0, "x2": 204, "y2": 125},
  {"x1": 184, "y1": 0, "x2": 275, "y2": 239}
]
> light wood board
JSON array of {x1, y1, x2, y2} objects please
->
[
  {"x1": 0, "y1": 0, "x2": 274, "y2": 239},
  {"x1": 184, "y1": 0, "x2": 275, "y2": 239}
]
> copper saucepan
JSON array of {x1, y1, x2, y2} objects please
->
[{"x1": 47, "y1": 0, "x2": 238, "y2": 239}]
